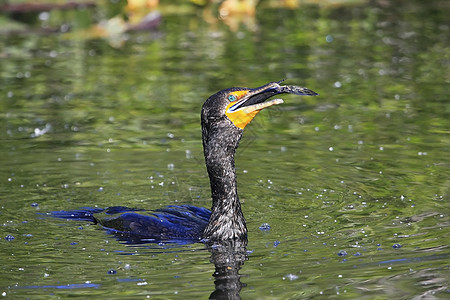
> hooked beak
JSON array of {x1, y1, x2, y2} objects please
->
[{"x1": 225, "y1": 80, "x2": 318, "y2": 129}]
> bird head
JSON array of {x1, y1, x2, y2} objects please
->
[{"x1": 201, "y1": 80, "x2": 318, "y2": 130}]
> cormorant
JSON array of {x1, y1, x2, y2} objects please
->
[{"x1": 51, "y1": 80, "x2": 318, "y2": 245}]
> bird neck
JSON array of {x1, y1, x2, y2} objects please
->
[{"x1": 201, "y1": 122, "x2": 247, "y2": 242}]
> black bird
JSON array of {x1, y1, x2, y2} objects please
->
[{"x1": 51, "y1": 81, "x2": 318, "y2": 245}]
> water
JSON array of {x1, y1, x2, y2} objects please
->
[{"x1": 1, "y1": 0, "x2": 449, "y2": 298}]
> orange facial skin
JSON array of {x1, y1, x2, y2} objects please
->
[{"x1": 225, "y1": 90, "x2": 283, "y2": 129}]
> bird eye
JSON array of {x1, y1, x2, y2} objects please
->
[{"x1": 228, "y1": 94, "x2": 237, "y2": 102}]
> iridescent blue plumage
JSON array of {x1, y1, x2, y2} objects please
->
[{"x1": 51, "y1": 205, "x2": 211, "y2": 244}]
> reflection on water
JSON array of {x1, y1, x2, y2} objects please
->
[
  {"x1": 208, "y1": 241, "x2": 248, "y2": 299},
  {"x1": 1, "y1": 0, "x2": 449, "y2": 298}
]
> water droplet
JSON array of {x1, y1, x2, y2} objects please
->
[
  {"x1": 5, "y1": 235, "x2": 15, "y2": 241},
  {"x1": 285, "y1": 273, "x2": 299, "y2": 281},
  {"x1": 107, "y1": 269, "x2": 117, "y2": 275},
  {"x1": 259, "y1": 223, "x2": 271, "y2": 231}
]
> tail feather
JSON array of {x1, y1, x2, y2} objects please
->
[
  {"x1": 50, "y1": 207, "x2": 105, "y2": 222},
  {"x1": 49, "y1": 205, "x2": 211, "y2": 244}
]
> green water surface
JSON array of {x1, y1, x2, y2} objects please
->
[{"x1": 1, "y1": 0, "x2": 449, "y2": 298}]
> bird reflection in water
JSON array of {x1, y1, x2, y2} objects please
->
[
  {"x1": 50, "y1": 80, "x2": 318, "y2": 299},
  {"x1": 208, "y1": 240, "x2": 248, "y2": 300}
]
